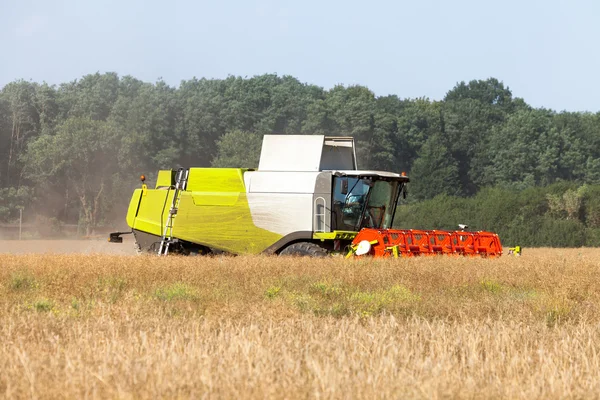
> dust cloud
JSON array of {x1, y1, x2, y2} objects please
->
[{"x1": 0, "y1": 235, "x2": 138, "y2": 255}]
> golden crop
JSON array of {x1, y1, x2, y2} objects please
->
[{"x1": 1, "y1": 247, "x2": 600, "y2": 399}]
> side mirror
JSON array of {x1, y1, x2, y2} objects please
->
[{"x1": 341, "y1": 179, "x2": 348, "y2": 195}]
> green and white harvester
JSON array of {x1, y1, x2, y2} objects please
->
[{"x1": 110, "y1": 135, "x2": 502, "y2": 257}]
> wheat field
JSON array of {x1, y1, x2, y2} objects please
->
[{"x1": 1, "y1": 246, "x2": 600, "y2": 399}]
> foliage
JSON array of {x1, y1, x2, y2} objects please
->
[
  {"x1": 154, "y1": 283, "x2": 199, "y2": 302},
  {"x1": 22, "y1": 117, "x2": 121, "y2": 234},
  {"x1": 395, "y1": 183, "x2": 600, "y2": 247},
  {"x1": 409, "y1": 133, "x2": 461, "y2": 199},
  {"x1": 9, "y1": 272, "x2": 38, "y2": 291},
  {"x1": 0, "y1": 186, "x2": 32, "y2": 222},
  {"x1": 1, "y1": 72, "x2": 600, "y2": 245},
  {"x1": 212, "y1": 130, "x2": 262, "y2": 168}
]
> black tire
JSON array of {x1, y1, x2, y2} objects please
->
[{"x1": 279, "y1": 242, "x2": 328, "y2": 257}]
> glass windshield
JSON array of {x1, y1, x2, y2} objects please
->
[
  {"x1": 365, "y1": 180, "x2": 397, "y2": 229},
  {"x1": 332, "y1": 177, "x2": 400, "y2": 231}
]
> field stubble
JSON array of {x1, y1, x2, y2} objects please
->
[{"x1": 1, "y1": 248, "x2": 600, "y2": 399}]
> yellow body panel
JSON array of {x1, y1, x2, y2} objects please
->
[
  {"x1": 173, "y1": 193, "x2": 282, "y2": 254},
  {"x1": 187, "y1": 168, "x2": 246, "y2": 192},
  {"x1": 155, "y1": 170, "x2": 173, "y2": 188},
  {"x1": 191, "y1": 193, "x2": 241, "y2": 206},
  {"x1": 313, "y1": 231, "x2": 357, "y2": 241},
  {"x1": 126, "y1": 189, "x2": 143, "y2": 228},
  {"x1": 126, "y1": 168, "x2": 283, "y2": 254}
]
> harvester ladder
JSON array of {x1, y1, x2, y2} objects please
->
[{"x1": 157, "y1": 168, "x2": 189, "y2": 256}]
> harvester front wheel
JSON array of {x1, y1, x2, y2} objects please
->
[{"x1": 280, "y1": 242, "x2": 328, "y2": 257}]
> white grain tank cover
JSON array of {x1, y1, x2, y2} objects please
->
[{"x1": 258, "y1": 135, "x2": 357, "y2": 172}]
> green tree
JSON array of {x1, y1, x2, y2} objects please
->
[
  {"x1": 444, "y1": 78, "x2": 514, "y2": 107},
  {"x1": 442, "y1": 78, "x2": 520, "y2": 194},
  {"x1": 484, "y1": 109, "x2": 558, "y2": 188},
  {"x1": 324, "y1": 85, "x2": 376, "y2": 167},
  {"x1": 0, "y1": 186, "x2": 32, "y2": 222},
  {"x1": 117, "y1": 80, "x2": 180, "y2": 171},
  {"x1": 394, "y1": 98, "x2": 443, "y2": 173},
  {"x1": 58, "y1": 72, "x2": 120, "y2": 121},
  {"x1": 409, "y1": 134, "x2": 461, "y2": 200},
  {"x1": 0, "y1": 81, "x2": 42, "y2": 187},
  {"x1": 23, "y1": 117, "x2": 121, "y2": 235},
  {"x1": 212, "y1": 130, "x2": 263, "y2": 168},
  {"x1": 178, "y1": 77, "x2": 227, "y2": 166}
]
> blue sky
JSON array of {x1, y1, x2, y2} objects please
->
[{"x1": 2, "y1": 0, "x2": 599, "y2": 111}]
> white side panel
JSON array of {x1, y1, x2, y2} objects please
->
[
  {"x1": 247, "y1": 193, "x2": 313, "y2": 235},
  {"x1": 245, "y1": 171, "x2": 320, "y2": 193},
  {"x1": 259, "y1": 135, "x2": 324, "y2": 171}
]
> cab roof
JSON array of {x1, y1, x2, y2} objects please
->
[{"x1": 332, "y1": 170, "x2": 410, "y2": 181}]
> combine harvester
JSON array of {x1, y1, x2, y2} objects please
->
[{"x1": 109, "y1": 135, "x2": 502, "y2": 258}]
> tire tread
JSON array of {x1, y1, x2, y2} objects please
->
[{"x1": 280, "y1": 242, "x2": 328, "y2": 257}]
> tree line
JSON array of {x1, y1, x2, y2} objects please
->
[
  {"x1": 0, "y1": 73, "x2": 599, "y2": 242},
  {"x1": 395, "y1": 183, "x2": 600, "y2": 247}
]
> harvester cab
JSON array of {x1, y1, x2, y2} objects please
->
[
  {"x1": 331, "y1": 172, "x2": 407, "y2": 232},
  {"x1": 110, "y1": 134, "x2": 501, "y2": 257}
]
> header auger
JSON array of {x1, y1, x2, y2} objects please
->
[{"x1": 109, "y1": 135, "x2": 503, "y2": 258}]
